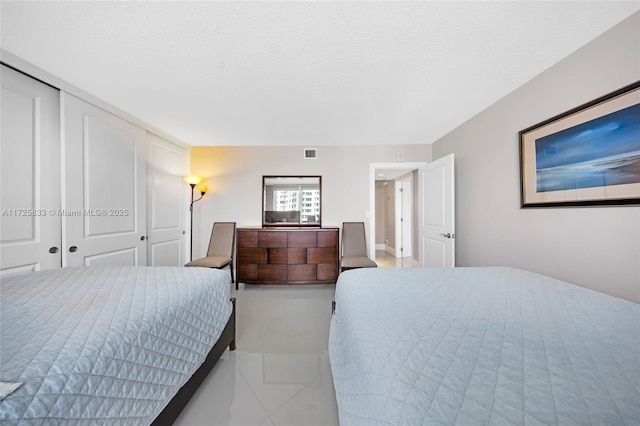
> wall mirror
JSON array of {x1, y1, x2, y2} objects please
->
[{"x1": 262, "y1": 176, "x2": 322, "y2": 227}]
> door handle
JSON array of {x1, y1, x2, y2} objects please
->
[
  {"x1": 141, "y1": 236, "x2": 146, "y2": 241},
  {"x1": 49, "y1": 247, "x2": 59, "y2": 254},
  {"x1": 69, "y1": 246, "x2": 78, "y2": 253},
  {"x1": 439, "y1": 233, "x2": 454, "y2": 239}
]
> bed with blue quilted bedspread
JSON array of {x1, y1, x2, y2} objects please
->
[
  {"x1": 329, "y1": 267, "x2": 639, "y2": 425},
  {"x1": 0, "y1": 266, "x2": 232, "y2": 425}
]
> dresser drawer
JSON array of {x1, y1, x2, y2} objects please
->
[
  {"x1": 236, "y1": 227, "x2": 339, "y2": 285},
  {"x1": 308, "y1": 247, "x2": 337, "y2": 264},
  {"x1": 258, "y1": 231, "x2": 287, "y2": 248}
]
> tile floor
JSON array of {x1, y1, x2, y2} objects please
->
[
  {"x1": 174, "y1": 251, "x2": 415, "y2": 425},
  {"x1": 374, "y1": 250, "x2": 418, "y2": 268},
  {"x1": 174, "y1": 284, "x2": 338, "y2": 426}
]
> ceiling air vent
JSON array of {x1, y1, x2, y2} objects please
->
[{"x1": 304, "y1": 148, "x2": 318, "y2": 159}]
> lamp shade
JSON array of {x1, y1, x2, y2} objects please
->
[
  {"x1": 183, "y1": 175, "x2": 203, "y2": 185},
  {"x1": 199, "y1": 185, "x2": 208, "y2": 194}
]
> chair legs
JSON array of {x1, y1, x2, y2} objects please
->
[
  {"x1": 229, "y1": 263, "x2": 238, "y2": 290},
  {"x1": 228, "y1": 263, "x2": 236, "y2": 290}
]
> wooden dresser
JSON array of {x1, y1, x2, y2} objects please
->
[{"x1": 236, "y1": 227, "x2": 339, "y2": 284}]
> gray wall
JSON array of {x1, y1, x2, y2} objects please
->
[
  {"x1": 432, "y1": 13, "x2": 640, "y2": 302},
  {"x1": 384, "y1": 182, "x2": 396, "y2": 251},
  {"x1": 191, "y1": 144, "x2": 431, "y2": 259},
  {"x1": 375, "y1": 182, "x2": 388, "y2": 246}
]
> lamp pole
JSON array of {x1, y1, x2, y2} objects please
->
[
  {"x1": 189, "y1": 183, "x2": 196, "y2": 261},
  {"x1": 186, "y1": 177, "x2": 206, "y2": 262}
]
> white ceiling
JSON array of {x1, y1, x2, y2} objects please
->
[{"x1": 2, "y1": 1, "x2": 638, "y2": 147}]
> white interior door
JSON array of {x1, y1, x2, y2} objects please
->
[
  {"x1": 147, "y1": 132, "x2": 188, "y2": 266},
  {"x1": 62, "y1": 92, "x2": 147, "y2": 266},
  {"x1": 419, "y1": 154, "x2": 455, "y2": 267},
  {"x1": 0, "y1": 66, "x2": 61, "y2": 275}
]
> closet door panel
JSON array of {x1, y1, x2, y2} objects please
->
[
  {"x1": 146, "y1": 132, "x2": 188, "y2": 266},
  {"x1": 84, "y1": 248, "x2": 137, "y2": 266},
  {"x1": 84, "y1": 117, "x2": 137, "y2": 235},
  {"x1": 62, "y1": 93, "x2": 147, "y2": 266},
  {"x1": 149, "y1": 240, "x2": 181, "y2": 266},
  {"x1": 0, "y1": 66, "x2": 61, "y2": 274}
]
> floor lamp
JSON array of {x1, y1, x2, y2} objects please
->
[{"x1": 184, "y1": 175, "x2": 207, "y2": 261}]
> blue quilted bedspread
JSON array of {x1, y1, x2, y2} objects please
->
[
  {"x1": 0, "y1": 266, "x2": 232, "y2": 425},
  {"x1": 329, "y1": 267, "x2": 639, "y2": 425}
]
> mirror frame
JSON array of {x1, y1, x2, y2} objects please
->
[{"x1": 262, "y1": 175, "x2": 322, "y2": 227}]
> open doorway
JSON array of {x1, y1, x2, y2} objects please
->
[
  {"x1": 395, "y1": 174, "x2": 412, "y2": 258},
  {"x1": 369, "y1": 162, "x2": 427, "y2": 267}
]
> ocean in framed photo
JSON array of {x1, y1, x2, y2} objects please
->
[{"x1": 535, "y1": 103, "x2": 640, "y2": 192}]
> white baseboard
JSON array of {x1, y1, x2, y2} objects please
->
[
  {"x1": 374, "y1": 244, "x2": 396, "y2": 254},
  {"x1": 377, "y1": 244, "x2": 417, "y2": 262}
]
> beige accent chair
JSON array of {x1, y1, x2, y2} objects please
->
[
  {"x1": 340, "y1": 222, "x2": 377, "y2": 272},
  {"x1": 185, "y1": 222, "x2": 237, "y2": 289}
]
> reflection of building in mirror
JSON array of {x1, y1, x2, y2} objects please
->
[
  {"x1": 273, "y1": 188, "x2": 320, "y2": 223},
  {"x1": 301, "y1": 190, "x2": 320, "y2": 223},
  {"x1": 263, "y1": 176, "x2": 321, "y2": 226}
]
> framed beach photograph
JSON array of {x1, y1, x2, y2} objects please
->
[{"x1": 520, "y1": 81, "x2": 640, "y2": 207}]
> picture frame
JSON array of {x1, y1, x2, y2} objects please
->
[{"x1": 520, "y1": 81, "x2": 640, "y2": 208}]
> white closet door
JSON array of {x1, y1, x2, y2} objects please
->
[
  {"x1": 146, "y1": 132, "x2": 188, "y2": 266},
  {"x1": 0, "y1": 66, "x2": 61, "y2": 275},
  {"x1": 62, "y1": 93, "x2": 147, "y2": 266}
]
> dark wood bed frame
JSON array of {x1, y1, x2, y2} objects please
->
[{"x1": 151, "y1": 297, "x2": 237, "y2": 425}]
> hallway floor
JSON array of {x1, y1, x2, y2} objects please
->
[{"x1": 374, "y1": 250, "x2": 417, "y2": 268}]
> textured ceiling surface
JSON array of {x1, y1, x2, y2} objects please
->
[{"x1": 1, "y1": 1, "x2": 638, "y2": 146}]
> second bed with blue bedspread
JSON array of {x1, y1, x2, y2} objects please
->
[{"x1": 329, "y1": 267, "x2": 639, "y2": 425}]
